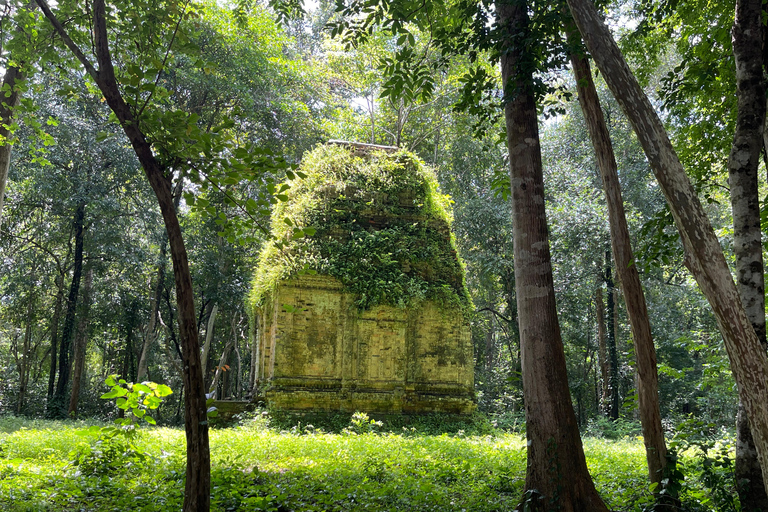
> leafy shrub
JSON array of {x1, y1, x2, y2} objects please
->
[
  {"x1": 583, "y1": 416, "x2": 642, "y2": 439},
  {"x1": 70, "y1": 375, "x2": 172, "y2": 476},
  {"x1": 659, "y1": 416, "x2": 738, "y2": 512},
  {"x1": 343, "y1": 412, "x2": 383, "y2": 435}
]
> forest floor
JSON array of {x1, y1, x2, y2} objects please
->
[{"x1": 0, "y1": 415, "x2": 736, "y2": 512}]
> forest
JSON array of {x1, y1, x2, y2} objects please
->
[{"x1": 0, "y1": 0, "x2": 765, "y2": 510}]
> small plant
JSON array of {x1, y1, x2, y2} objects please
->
[
  {"x1": 70, "y1": 375, "x2": 172, "y2": 476},
  {"x1": 343, "y1": 411, "x2": 383, "y2": 435},
  {"x1": 100, "y1": 374, "x2": 173, "y2": 428}
]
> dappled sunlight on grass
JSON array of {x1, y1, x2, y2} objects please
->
[{"x1": 1, "y1": 417, "x2": 735, "y2": 511}]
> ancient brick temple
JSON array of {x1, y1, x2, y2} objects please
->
[{"x1": 250, "y1": 142, "x2": 475, "y2": 414}]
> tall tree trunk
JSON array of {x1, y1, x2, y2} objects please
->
[
  {"x1": 137, "y1": 255, "x2": 164, "y2": 382},
  {"x1": 16, "y1": 297, "x2": 34, "y2": 414},
  {"x1": 567, "y1": 0, "x2": 768, "y2": 498},
  {"x1": 498, "y1": 1, "x2": 609, "y2": 509},
  {"x1": 68, "y1": 267, "x2": 93, "y2": 417},
  {"x1": 727, "y1": 0, "x2": 768, "y2": 508},
  {"x1": 47, "y1": 271, "x2": 64, "y2": 401},
  {"x1": 49, "y1": 201, "x2": 85, "y2": 418},
  {"x1": 605, "y1": 250, "x2": 620, "y2": 420},
  {"x1": 571, "y1": 51, "x2": 668, "y2": 488},
  {"x1": 595, "y1": 285, "x2": 610, "y2": 413}
]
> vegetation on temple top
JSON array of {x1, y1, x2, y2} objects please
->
[{"x1": 248, "y1": 144, "x2": 471, "y2": 313}]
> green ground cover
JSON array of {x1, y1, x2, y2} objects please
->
[{"x1": 0, "y1": 415, "x2": 735, "y2": 511}]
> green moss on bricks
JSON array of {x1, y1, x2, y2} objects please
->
[{"x1": 248, "y1": 144, "x2": 472, "y2": 315}]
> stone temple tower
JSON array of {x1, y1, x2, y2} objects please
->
[{"x1": 248, "y1": 142, "x2": 474, "y2": 414}]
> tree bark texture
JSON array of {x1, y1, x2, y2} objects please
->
[
  {"x1": 68, "y1": 267, "x2": 93, "y2": 417},
  {"x1": 594, "y1": 285, "x2": 610, "y2": 413},
  {"x1": 728, "y1": 0, "x2": 768, "y2": 507},
  {"x1": 567, "y1": 0, "x2": 768, "y2": 498},
  {"x1": 571, "y1": 52, "x2": 667, "y2": 486},
  {"x1": 498, "y1": 1, "x2": 609, "y2": 509},
  {"x1": 34, "y1": 0, "x2": 210, "y2": 509},
  {"x1": 49, "y1": 201, "x2": 85, "y2": 418}
]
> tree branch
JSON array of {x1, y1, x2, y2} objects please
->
[
  {"x1": 477, "y1": 306, "x2": 513, "y2": 324},
  {"x1": 33, "y1": 0, "x2": 99, "y2": 81}
]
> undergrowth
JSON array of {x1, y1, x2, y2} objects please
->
[{"x1": 0, "y1": 414, "x2": 743, "y2": 511}]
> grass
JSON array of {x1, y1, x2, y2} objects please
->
[{"x1": 0, "y1": 414, "x2": 736, "y2": 512}]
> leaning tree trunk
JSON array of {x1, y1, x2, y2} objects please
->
[
  {"x1": 571, "y1": 52, "x2": 668, "y2": 488},
  {"x1": 567, "y1": 0, "x2": 768, "y2": 498},
  {"x1": 497, "y1": 0, "x2": 609, "y2": 509},
  {"x1": 728, "y1": 0, "x2": 768, "y2": 508},
  {"x1": 34, "y1": 0, "x2": 211, "y2": 509},
  {"x1": 49, "y1": 201, "x2": 85, "y2": 418},
  {"x1": 68, "y1": 267, "x2": 93, "y2": 417}
]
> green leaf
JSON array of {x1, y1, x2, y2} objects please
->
[
  {"x1": 155, "y1": 384, "x2": 173, "y2": 397},
  {"x1": 144, "y1": 415, "x2": 157, "y2": 425},
  {"x1": 133, "y1": 383, "x2": 152, "y2": 394},
  {"x1": 100, "y1": 388, "x2": 121, "y2": 399}
]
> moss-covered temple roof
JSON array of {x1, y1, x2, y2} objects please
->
[{"x1": 248, "y1": 143, "x2": 471, "y2": 314}]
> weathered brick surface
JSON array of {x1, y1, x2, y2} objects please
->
[{"x1": 255, "y1": 274, "x2": 475, "y2": 414}]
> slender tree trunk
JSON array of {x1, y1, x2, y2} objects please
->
[
  {"x1": 35, "y1": 1, "x2": 210, "y2": 507},
  {"x1": 47, "y1": 272, "x2": 64, "y2": 401},
  {"x1": 595, "y1": 285, "x2": 610, "y2": 413},
  {"x1": 498, "y1": 1, "x2": 609, "y2": 509},
  {"x1": 727, "y1": 0, "x2": 768, "y2": 507},
  {"x1": 49, "y1": 201, "x2": 85, "y2": 418},
  {"x1": 233, "y1": 343, "x2": 242, "y2": 399},
  {"x1": 16, "y1": 297, "x2": 34, "y2": 414},
  {"x1": 137, "y1": 258, "x2": 164, "y2": 382},
  {"x1": 567, "y1": 0, "x2": 768, "y2": 498},
  {"x1": 571, "y1": 52, "x2": 667, "y2": 487},
  {"x1": 68, "y1": 267, "x2": 93, "y2": 417},
  {"x1": 605, "y1": 251, "x2": 620, "y2": 420},
  {"x1": 210, "y1": 339, "x2": 235, "y2": 398},
  {"x1": 201, "y1": 303, "x2": 218, "y2": 384}
]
